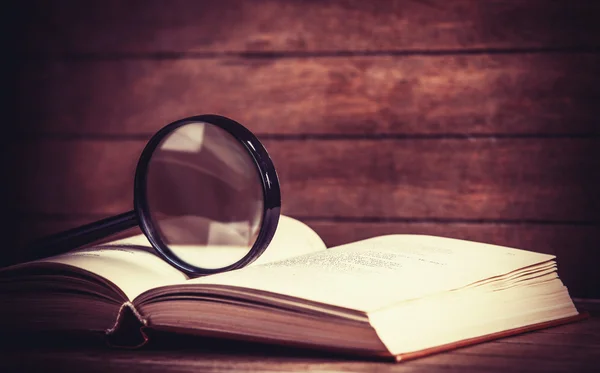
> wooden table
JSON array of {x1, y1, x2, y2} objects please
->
[{"x1": 2, "y1": 311, "x2": 598, "y2": 373}]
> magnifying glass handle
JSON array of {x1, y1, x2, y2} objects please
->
[{"x1": 22, "y1": 211, "x2": 139, "y2": 262}]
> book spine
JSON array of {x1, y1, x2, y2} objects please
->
[{"x1": 105, "y1": 302, "x2": 149, "y2": 348}]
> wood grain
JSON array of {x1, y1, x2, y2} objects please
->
[
  {"x1": 1, "y1": 317, "x2": 599, "y2": 372},
  {"x1": 14, "y1": 54, "x2": 600, "y2": 136},
  {"x1": 453, "y1": 340, "x2": 600, "y2": 360},
  {"x1": 12, "y1": 138, "x2": 600, "y2": 220},
  {"x1": 497, "y1": 331, "x2": 600, "y2": 347},
  {"x1": 4, "y1": 3, "x2": 599, "y2": 370},
  {"x1": 14, "y1": 0, "x2": 600, "y2": 54}
]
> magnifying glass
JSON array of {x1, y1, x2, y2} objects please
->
[{"x1": 26, "y1": 115, "x2": 281, "y2": 276}]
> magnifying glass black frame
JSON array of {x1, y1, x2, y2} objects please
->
[{"x1": 26, "y1": 115, "x2": 281, "y2": 277}]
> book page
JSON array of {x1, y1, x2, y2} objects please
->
[
  {"x1": 36, "y1": 246, "x2": 187, "y2": 300},
  {"x1": 13, "y1": 215, "x2": 325, "y2": 300},
  {"x1": 188, "y1": 234, "x2": 554, "y2": 312},
  {"x1": 102, "y1": 215, "x2": 326, "y2": 268},
  {"x1": 249, "y1": 215, "x2": 326, "y2": 265}
]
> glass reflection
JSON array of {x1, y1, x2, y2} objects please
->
[{"x1": 146, "y1": 122, "x2": 264, "y2": 269}]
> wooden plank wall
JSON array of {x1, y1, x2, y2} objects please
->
[{"x1": 5, "y1": 0, "x2": 600, "y2": 298}]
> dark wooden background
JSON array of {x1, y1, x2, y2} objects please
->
[{"x1": 4, "y1": 0, "x2": 599, "y2": 298}]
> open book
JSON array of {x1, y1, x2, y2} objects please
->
[{"x1": 0, "y1": 216, "x2": 582, "y2": 361}]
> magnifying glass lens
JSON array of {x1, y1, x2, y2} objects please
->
[{"x1": 146, "y1": 121, "x2": 264, "y2": 269}]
